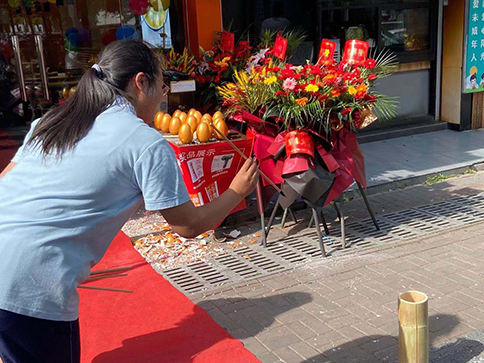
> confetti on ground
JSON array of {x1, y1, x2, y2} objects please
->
[
  {"x1": 123, "y1": 207, "x2": 262, "y2": 269},
  {"x1": 224, "y1": 230, "x2": 241, "y2": 239},
  {"x1": 124, "y1": 209, "x2": 228, "y2": 270}
]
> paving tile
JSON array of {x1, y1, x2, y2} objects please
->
[
  {"x1": 299, "y1": 317, "x2": 333, "y2": 335},
  {"x1": 286, "y1": 320, "x2": 318, "y2": 340},
  {"x1": 351, "y1": 321, "x2": 388, "y2": 337},
  {"x1": 308, "y1": 330, "x2": 346, "y2": 350},
  {"x1": 257, "y1": 326, "x2": 302, "y2": 351},
  {"x1": 345, "y1": 346, "x2": 383, "y2": 362},
  {"x1": 242, "y1": 336, "x2": 270, "y2": 356},
  {"x1": 337, "y1": 325, "x2": 369, "y2": 342},
  {"x1": 289, "y1": 341, "x2": 322, "y2": 360},
  {"x1": 373, "y1": 344, "x2": 398, "y2": 362},
  {"x1": 447, "y1": 290, "x2": 482, "y2": 307},
  {"x1": 325, "y1": 313, "x2": 362, "y2": 330},
  {"x1": 326, "y1": 351, "x2": 358, "y2": 363},
  {"x1": 257, "y1": 351, "x2": 283, "y2": 363},
  {"x1": 275, "y1": 307, "x2": 317, "y2": 324},
  {"x1": 360, "y1": 336, "x2": 398, "y2": 354}
]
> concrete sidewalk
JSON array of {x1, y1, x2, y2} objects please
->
[
  {"x1": 195, "y1": 221, "x2": 484, "y2": 362},
  {"x1": 189, "y1": 171, "x2": 484, "y2": 362},
  {"x1": 361, "y1": 129, "x2": 484, "y2": 189}
]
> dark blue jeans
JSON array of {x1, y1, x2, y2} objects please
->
[{"x1": 0, "y1": 308, "x2": 80, "y2": 363}]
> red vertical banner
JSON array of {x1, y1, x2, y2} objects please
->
[
  {"x1": 273, "y1": 33, "x2": 288, "y2": 60},
  {"x1": 317, "y1": 39, "x2": 336, "y2": 66},
  {"x1": 220, "y1": 30, "x2": 235, "y2": 52},
  {"x1": 342, "y1": 40, "x2": 369, "y2": 66}
]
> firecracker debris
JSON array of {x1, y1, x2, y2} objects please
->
[{"x1": 122, "y1": 209, "x2": 261, "y2": 270}]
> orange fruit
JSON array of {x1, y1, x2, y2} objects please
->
[
  {"x1": 188, "y1": 108, "x2": 196, "y2": 116},
  {"x1": 202, "y1": 113, "x2": 212, "y2": 121},
  {"x1": 169, "y1": 117, "x2": 181, "y2": 135},
  {"x1": 173, "y1": 110, "x2": 182, "y2": 118}
]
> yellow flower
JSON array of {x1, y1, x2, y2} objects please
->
[
  {"x1": 214, "y1": 56, "x2": 231, "y2": 67},
  {"x1": 348, "y1": 86, "x2": 357, "y2": 95},
  {"x1": 305, "y1": 84, "x2": 319, "y2": 93},
  {"x1": 264, "y1": 76, "x2": 277, "y2": 85}
]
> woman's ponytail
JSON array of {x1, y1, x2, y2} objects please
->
[{"x1": 28, "y1": 40, "x2": 160, "y2": 157}]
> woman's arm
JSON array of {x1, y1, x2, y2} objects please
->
[
  {"x1": 0, "y1": 162, "x2": 16, "y2": 179},
  {"x1": 161, "y1": 157, "x2": 259, "y2": 238}
]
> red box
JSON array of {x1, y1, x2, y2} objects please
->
[{"x1": 167, "y1": 132, "x2": 252, "y2": 215}]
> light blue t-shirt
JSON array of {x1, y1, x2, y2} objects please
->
[{"x1": 0, "y1": 98, "x2": 189, "y2": 321}]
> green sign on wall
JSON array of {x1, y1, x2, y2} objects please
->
[{"x1": 464, "y1": 0, "x2": 484, "y2": 93}]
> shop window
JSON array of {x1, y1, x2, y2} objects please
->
[{"x1": 380, "y1": 7, "x2": 430, "y2": 53}]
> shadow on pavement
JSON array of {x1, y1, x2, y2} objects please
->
[
  {"x1": 298, "y1": 314, "x2": 484, "y2": 362},
  {"x1": 201, "y1": 292, "x2": 313, "y2": 340}
]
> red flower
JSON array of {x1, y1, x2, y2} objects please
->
[
  {"x1": 353, "y1": 110, "x2": 362, "y2": 128},
  {"x1": 364, "y1": 94, "x2": 376, "y2": 102},
  {"x1": 341, "y1": 107, "x2": 352, "y2": 115},
  {"x1": 281, "y1": 68, "x2": 294, "y2": 78},
  {"x1": 309, "y1": 65, "x2": 323, "y2": 76},
  {"x1": 267, "y1": 66, "x2": 281, "y2": 73},
  {"x1": 275, "y1": 91, "x2": 288, "y2": 96},
  {"x1": 368, "y1": 74, "x2": 378, "y2": 81},
  {"x1": 365, "y1": 58, "x2": 376, "y2": 69}
]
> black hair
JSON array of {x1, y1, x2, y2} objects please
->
[
  {"x1": 273, "y1": 1, "x2": 285, "y2": 18},
  {"x1": 28, "y1": 40, "x2": 161, "y2": 157}
]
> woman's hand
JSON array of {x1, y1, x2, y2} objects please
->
[
  {"x1": 161, "y1": 157, "x2": 260, "y2": 238},
  {"x1": 229, "y1": 157, "x2": 259, "y2": 199}
]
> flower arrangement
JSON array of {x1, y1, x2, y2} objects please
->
[
  {"x1": 194, "y1": 38, "x2": 254, "y2": 108},
  {"x1": 157, "y1": 48, "x2": 197, "y2": 75},
  {"x1": 218, "y1": 44, "x2": 398, "y2": 137},
  {"x1": 195, "y1": 28, "x2": 308, "y2": 109}
]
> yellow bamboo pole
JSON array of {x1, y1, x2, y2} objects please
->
[{"x1": 398, "y1": 291, "x2": 429, "y2": 363}]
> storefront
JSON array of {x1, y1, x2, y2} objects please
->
[
  {"x1": 221, "y1": 0, "x2": 444, "y2": 139},
  {"x1": 3, "y1": 0, "x2": 484, "y2": 138},
  {"x1": 0, "y1": 0, "x2": 189, "y2": 126}
]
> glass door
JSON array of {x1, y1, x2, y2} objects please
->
[{"x1": 1, "y1": 0, "x2": 176, "y2": 126}]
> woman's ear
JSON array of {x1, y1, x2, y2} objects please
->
[{"x1": 133, "y1": 72, "x2": 149, "y2": 93}]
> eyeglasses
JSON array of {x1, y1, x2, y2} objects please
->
[{"x1": 154, "y1": 74, "x2": 170, "y2": 96}]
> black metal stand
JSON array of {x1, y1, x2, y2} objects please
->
[{"x1": 257, "y1": 179, "x2": 379, "y2": 256}]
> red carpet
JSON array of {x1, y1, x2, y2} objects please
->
[
  {"x1": 79, "y1": 232, "x2": 259, "y2": 363},
  {"x1": 0, "y1": 129, "x2": 18, "y2": 171}
]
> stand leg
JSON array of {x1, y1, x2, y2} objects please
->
[
  {"x1": 288, "y1": 208, "x2": 298, "y2": 224},
  {"x1": 357, "y1": 181, "x2": 380, "y2": 231},
  {"x1": 320, "y1": 210, "x2": 330, "y2": 235},
  {"x1": 265, "y1": 200, "x2": 280, "y2": 235},
  {"x1": 260, "y1": 213, "x2": 267, "y2": 247},
  {"x1": 333, "y1": 202, "x2": 341, "y2": 221},
  {"x1": 313, "y1": 208, "x2": 326, "y2": 257},
  {"x1": 308, "y1": 213, "x2": 314, "y2": 228},
  {"x1": 339, "y1": 195, "x2": 345, "y2": 248},
  {"x1": 281, "y1": 208, "x2": 288, "y2": 229}
]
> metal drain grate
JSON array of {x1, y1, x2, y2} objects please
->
[
  {"x1": 160, "y1": 192, "x2": 484, "y2": 294},
  {"x1": 163, "y1": 267, "x2": 205, "y2": 293}
]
